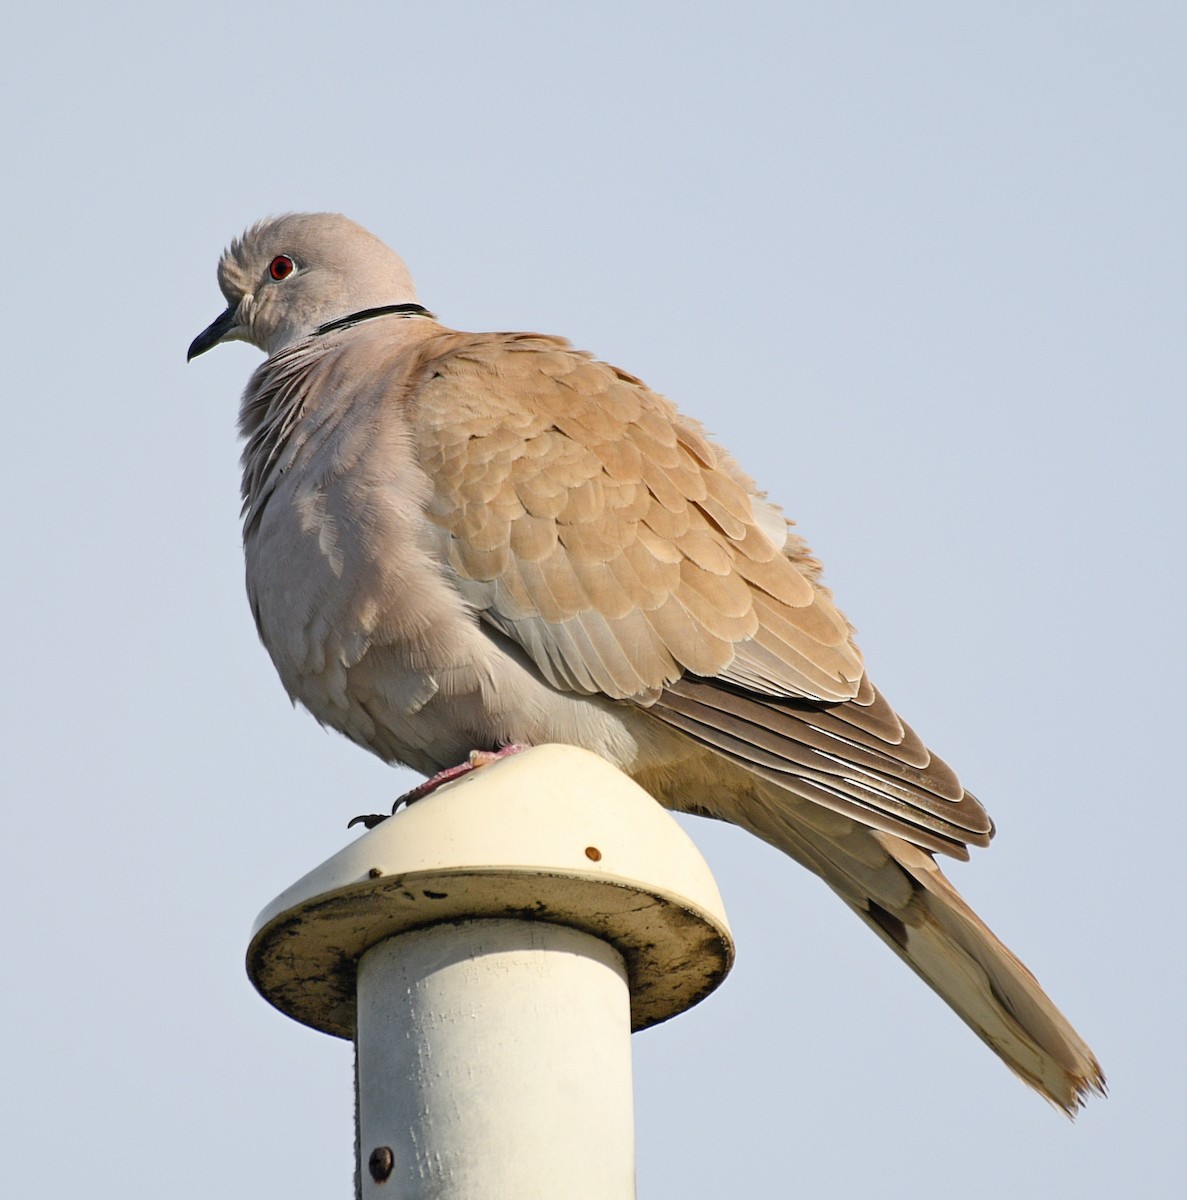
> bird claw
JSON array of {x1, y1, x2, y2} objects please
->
[
  {"x1": 346, "y1": 812, "x2": 390, "y2": 831},
  {"x1": 347, "y1": 744, "x2": 531, "y2": 831}
]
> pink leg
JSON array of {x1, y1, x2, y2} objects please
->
[
  {"x1": 348, "y1": 745, "x2": 531, "y2": 830},
  {"x1": 400, "y1": 744, "x2": 531, "y2": 804}
]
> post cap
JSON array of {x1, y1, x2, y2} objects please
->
[{"x1": 247, "y1": 745, "x2": 734, "y2": 1036}]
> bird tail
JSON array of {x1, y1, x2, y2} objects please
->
[{"x1": 721, "y1": 785, "x2": 1106, "y2": 1113}]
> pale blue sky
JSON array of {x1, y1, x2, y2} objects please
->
[{"x1": 4, "y1": 3, "x2": 1184, "y2": 1196}]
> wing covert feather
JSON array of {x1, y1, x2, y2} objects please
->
[{"x1": 407, "y1": 332, "x2": 863, "y2": 703}]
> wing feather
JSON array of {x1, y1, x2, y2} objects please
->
[
  {"x1": 403, "y1": 330, "x2": 986, "y2": 855},
  {"x1": 409, "y1": 331, "x2": 862, "y2": 705}
]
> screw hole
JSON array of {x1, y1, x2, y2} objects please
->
[{"x1": 368, "y1": 1145, "x2": 394, "y2": 1182}]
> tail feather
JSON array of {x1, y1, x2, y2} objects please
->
[
  {"x1": 715, "y1": 784, "x2": 1106, "y2": 1114},
  {"x1": 861, "y1": 833, "x2": 1105, "y2": 1113}
]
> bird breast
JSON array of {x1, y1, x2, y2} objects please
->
[{"x1": 238, "y1": 335, "x2": 479, "y2": 757}]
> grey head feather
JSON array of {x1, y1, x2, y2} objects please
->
[{"x1": 191, "y1": 213, "x2": 419, "y2": 358}]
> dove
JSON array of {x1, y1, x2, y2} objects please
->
[{"x1": 189, "y1": 212, "x2": 1104, "y2": 1112}]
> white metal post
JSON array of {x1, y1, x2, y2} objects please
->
[
  {"x1": 247, "y1": 745, "x2": 734, "y2": 1199},
  {"x1": 356, "y1": 919, "x2": 635, "y2": 1197}
]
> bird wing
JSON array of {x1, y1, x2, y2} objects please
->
[
  {"x1": 407, "y1": 331, "x2": 861, "y2": 700},
  {"x1": 404, "y1": 329, "x2": 989, "y2": 855}
]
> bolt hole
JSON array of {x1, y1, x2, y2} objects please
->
[{"x1": 368, "y1": 1145, "x2": 394, "y2": 1182}]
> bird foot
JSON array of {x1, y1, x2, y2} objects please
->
[{"x1": 347, "y1": 744, "x2": 531, "y2": 830}]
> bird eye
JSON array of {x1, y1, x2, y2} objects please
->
[{"x1": 269, "y1": 255, "x2": 295, "y2": 281}]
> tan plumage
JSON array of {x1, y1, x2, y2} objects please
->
[{"x1": 190, "y1": 212, "x2": 1104, "y2": 1113}]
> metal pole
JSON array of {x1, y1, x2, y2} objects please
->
[
  {"x1": 248, "y1": 745, "x2": 734, "y2": 1199},
  {"x1": 356, "y1": 919, "x2": 634, "y2": 1197}
]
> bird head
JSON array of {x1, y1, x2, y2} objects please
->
[{"x1": 187, "y1": 212, "x2": 419, "y2": 360}]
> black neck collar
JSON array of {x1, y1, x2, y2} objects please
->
[{"x1": 316, "y1": 303, "x2": 435, "y2": 336}]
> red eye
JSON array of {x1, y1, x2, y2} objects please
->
[{"x1": 269, "y1": 255, "x2": 295, "y2": 281}]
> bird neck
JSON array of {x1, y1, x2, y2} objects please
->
[{"x1": 316, "y1": 304, "x2": 435, "y2": 336}]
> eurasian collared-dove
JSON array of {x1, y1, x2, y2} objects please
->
[{"x1": 189, "y1": 213, "x2": 1104, "y2": 1113}]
